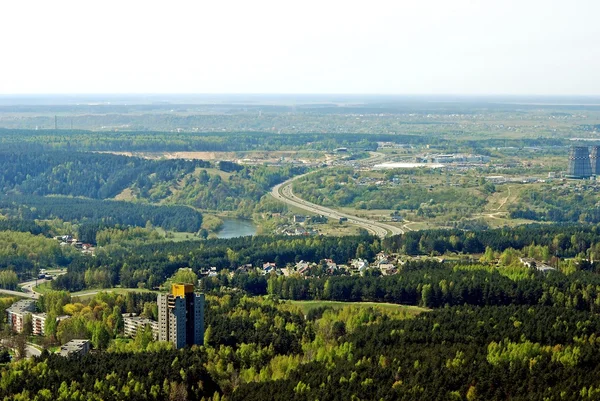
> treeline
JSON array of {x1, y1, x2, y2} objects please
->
[
  {"x1": 0, "y1": 219, "x2": 51, "y2": 236},
  {"x1": 0, "y1": 150, "x2": 208, "y2": 199},
  {"x1": 382, "y1": 223, "x2": 600, "y2": 257},
  {"x1": 0, "y1": 148, "x2": 306, "y2": 219},
  {"x1": 50, "y1": 223, "x2": 600, "y2": 292},
  {"x1": 171, "y1": 165, "x2": 305, "y2": 214},
  {"x1": 52, "y1": 235, "x2": 377, "y2": 291},
  {"x1": 0, "y1": 195, "x2": 202, "y2": 234},
  {"x1": 0, "y1": 230, "x2": 71, "y2": 277},
  {"x1": 263, "y1": 263, "x2": 600, "y2": 311},
  {"x1": 509, "y1": 185, "x2": 600, "y2": 224},
  {"x1": 0, "y1": 129, "x2": 434, "y2": 152}
]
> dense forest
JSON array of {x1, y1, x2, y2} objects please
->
[
  {"x1": 510, "y1": 185, "x2": 600, "y2": 224},
  {"x1": 0, "y1": 148, "x2": 305, "y2": 219},
  {"x1": 382, "y1": 224, "x2": 600, "y2": 257},
  {"x1": 5, "y1": 292, "x2": 600, "y2": 400},
  {"x1": 0, "y1": 150, "x2": 209, "y2": 199},
  {"x1": 168, "y1": 164, "x2": 305, "y2": 214},
  {"x1": 0, "y1": 130, "x2": 433, "y2": 152},
  {"x1": 0, "y1": 196, "x2": 203, "y2": 234}
]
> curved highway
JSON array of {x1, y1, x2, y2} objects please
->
[
  {"x1": 271, "y1": 172, "x2": 404, "y2": 238},
  {"x1": 0, "y1": 279, "x2": 44, "y2": 300}
]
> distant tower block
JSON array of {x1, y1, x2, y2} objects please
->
[
  {"x1": 590, "y1": 146, "x2": 600, "y2": 175},
  {"x1": 567, "y1": 146, "x2": 592, "y2": 178}
]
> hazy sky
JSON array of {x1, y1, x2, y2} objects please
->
[{"x1": 1, "y1": 0, "x2": 599, "y2": 95}]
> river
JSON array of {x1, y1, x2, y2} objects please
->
[{"x1": 216, "y1": 218, "x2": 257, "y2": 238}]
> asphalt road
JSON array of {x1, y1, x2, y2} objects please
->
[
  {"x1": 0, "y1": 287, "x2": 39, "y2": 300},
  {"x1": 26, "y1": 343, "x2": 42, "y2": 357},
  {"x1": 271, "y1": 173, "x2": 404, "y2": 238},
  {"x1": 0, "y1": 277, "x2": 54, "y2": 300},
  {"x1": 1, "y1": 339, "x2": 42, "y2": 359}
]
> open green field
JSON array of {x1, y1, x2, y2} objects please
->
[
  {"x1": 71, "y1": 287, "x2": 160, "y2": 300},
  {"x1": 33, "y1": 282, "x2": 53, "y2": 294},
  {"x1": 154, "y1": 227, "x2": 202, "y2": 242},
  {"x1": 286, "y1": 300, "x2": 429, "y2": 315}
]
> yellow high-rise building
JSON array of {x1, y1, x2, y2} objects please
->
[
  {"x1": 158, "y1": 283, "x2": 204, "y2": 349},
  {"x1": 172, "y1": 284, "x2": 194, "y2": 297}
]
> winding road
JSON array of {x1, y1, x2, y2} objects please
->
[
  {"x1": 271, "y1": 163, "x2": 404, "y2": 238},
  {"x1": 0, "y1": 278, "x2": 45, "y2": 300}
]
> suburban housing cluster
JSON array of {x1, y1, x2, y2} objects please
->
[
  {"x1": 214, "y1": 250, "x2": 556, "y2": 280},
  {"x1": 53, "y1": 235, "x2": 95, "y2": 255}
]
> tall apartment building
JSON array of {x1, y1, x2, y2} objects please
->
[{"x1": 157, "y1": 284, "x2": 204, "y2": 349}]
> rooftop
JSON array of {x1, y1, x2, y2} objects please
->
[
  {"x1": 59, "y1": 339, "x2": 90, "y2": 356},
  {"x1": 6, "y1": 300, "x2": 36, "y2": 315}
]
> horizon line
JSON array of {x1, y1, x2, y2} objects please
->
[{"x1": 1, "y1": 93, "x2": 600, "y2": 97}]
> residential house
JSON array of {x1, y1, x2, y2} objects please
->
[
  {"x1": 295, "y1": 260, "x2": 312, "y2": 275},
  {"x1": 351, "y1": 259, "x2": 369, "y2": 273}
]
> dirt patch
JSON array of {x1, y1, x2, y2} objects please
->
[{"x1": 114, "y1": 187, "x2": 136, "y2": 201}]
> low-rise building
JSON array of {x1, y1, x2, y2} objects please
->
[
  {"x1": 123, "y1": 314, "x2": 158, "y2": 340},
  {"x1": 351, "y1": 258, "x2": 369, "y2": 272},
  {"x1": 31, "y1": 313, "x2": 69, "y2": 336},
  {"x1": 31, "y1": 313, "x2": 47, "y2": 336},
  {"x1": 59, "y1": 339, "x2": 91, "y2": 357},
  {"x1": 519, "y1": 257, "x2": 556, "y2": 272},
  {"x1": 379, "y1": 263, "x2": 397, "y2": 275},
  {"x1": 6, "y1": 300, "x2": 36, "y2": 333},
  {"x1": 293, "y1": 215, "x2": 306, "y2": 223}
]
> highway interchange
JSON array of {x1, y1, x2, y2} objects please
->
[{"x1": 271, "y1": 152, "x2": 404, "y2": 238}]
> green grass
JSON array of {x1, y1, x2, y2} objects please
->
[
  {"x1": 71, "y1": 287, "x2": 159, "y2": 300},
  {"x1": 154, "y1": 227, "x2": 201, "y2": 242},
  {"x1": 287, "y1": 300, "x2": 429, "y2": 315},
  {"x1": 32, "y1": 282, "x2": 53, "y2": 294}
]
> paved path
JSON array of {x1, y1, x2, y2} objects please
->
[
  {"x1": 26, "y1": 343, "x2": 42, "y2": 357},
  {"x1": 271, "y1": 169, "x2": 404, "y2": 238},
  {"x1": 0, "y1": 288, "x2": 38, "y2": 300},
  {"x1": 1, "y1": 339, "x2": 42, "y2": 359},
  {"x1": 0, "y1": 277, "x2": 55, "y2": 300}
]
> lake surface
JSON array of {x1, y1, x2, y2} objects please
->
[{"x1": 216, "y1": 218, "x2": 257, "y2": 238}]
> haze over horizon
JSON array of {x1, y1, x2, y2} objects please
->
[{"x1": 1, "y1": 0, "x2": 599, "y2": 96}]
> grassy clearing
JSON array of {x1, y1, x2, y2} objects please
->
[
  {"x1": 71, "y1": 287, "x2": 159, "y2": 300},
  {"x1": 154, "y1": 227, "x2": 201, "y2": 242},
  {"x1": 33, "y1": 282, "x2": 53, "y2": 294},
  {"x1": 314, "y1": 223, "x2": 361, "y2": 236},
  {"x1": 287, "y1": 300, "x2": 429, "y2": 315}
]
